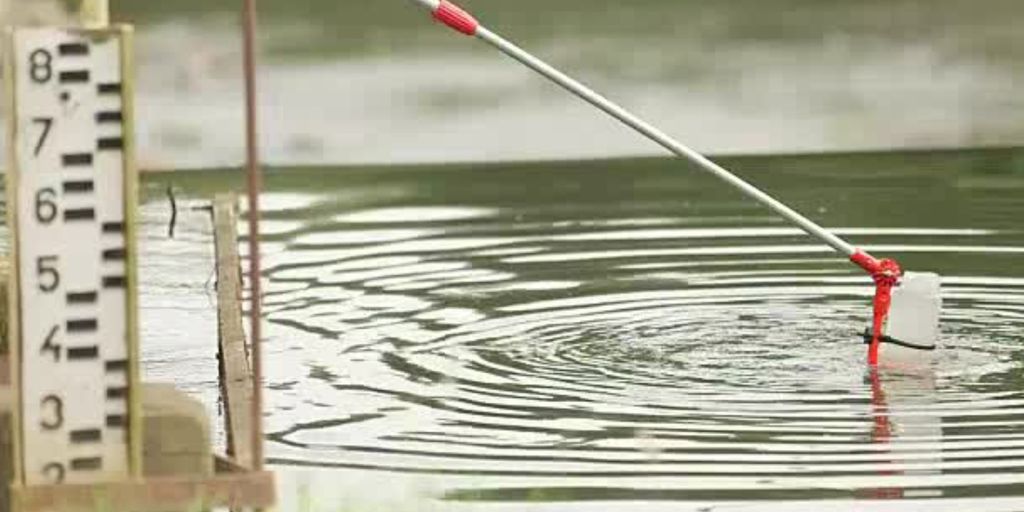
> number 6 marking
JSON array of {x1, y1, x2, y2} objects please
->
[{"x1": 35, "y1": 188, "x2": 58, "y2": 224}]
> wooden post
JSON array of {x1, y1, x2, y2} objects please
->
[
  {"x1": 2, "y1": 18, "x2": 23, "y2": 492},
  {"x1": 0, "y1": 258, "x2": 8, "y2": 356},
  {"x1": 119, "y1": 23, "x2": 146, "y2": 482},
  {"x1": 212, "y1": 195, "x2": 256, "y2": 471},
  {"x1": 0, "y1": 259, "x2": 10, "y2": 512},
  {"x1": 79, "y1": 0, "x2": 109, "y2": 28}
]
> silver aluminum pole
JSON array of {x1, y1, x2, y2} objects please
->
[{"x1": 412, "y1": 0, "x2": 859, "y2": 258}]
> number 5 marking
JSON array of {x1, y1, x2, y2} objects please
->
[
  {"x1": 32, "y1": 117, "x2": 53, "y2": 156},
  {"x1": 36, "y1": 256, "x2": 60, "y2": 292}
]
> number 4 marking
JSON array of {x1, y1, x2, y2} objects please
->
[
  {"x1": 32, "y1": 117, "x2": 53, "y2": 156},
  {"x1": 41, "y1": 325, "x2": 60, "y2": 362}
]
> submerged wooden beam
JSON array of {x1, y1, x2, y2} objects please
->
[
  {"x1": 141, "y1": 384, "x2": 213, "y2": 478},
  {"x1": 11, "y1": 471, "x2": 276, "y2": 512},
  {"x1": 212, "y1": 194, "x2": 256, "y2": 470},
  {"x1": 0, "y1": 380, "x2": 248, "y2": 512}
]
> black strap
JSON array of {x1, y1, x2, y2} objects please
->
[{"x1": 860, "y1": 328, "x2": 936, "y2": 351}]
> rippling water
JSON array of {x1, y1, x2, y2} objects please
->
[{"x1": 138, "y1": 147, "x2": 1024, "y2": 510}]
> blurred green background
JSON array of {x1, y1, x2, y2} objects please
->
[{"x1": 3, "y1": 0, "x2": 1023, "y2": 168}]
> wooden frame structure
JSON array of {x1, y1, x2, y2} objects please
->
[
  {"x1": 213, "y1": 195, "x2": 258, "y2": 473},
  {"x1": 5, "y1": 194, "x2": 274, "y2": 509},
  {"x1": 4, "y1": 0, "x2": 275, "y2": 510}
]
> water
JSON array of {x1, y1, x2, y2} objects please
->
[{"x1": 136, "y1": 147, "x2": 1024, "y2": 510}]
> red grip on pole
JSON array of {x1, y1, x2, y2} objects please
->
[
  {"x1": 851, "y1": 249, "x2": 902, "y2": 366},
  {"x1": 434, "y1": 0, "x2": 479, "y2": 36},
  {"x1": 850, "y1": 249, "x2": 882, "y2": 274}
]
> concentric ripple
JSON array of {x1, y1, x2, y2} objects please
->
[{"x1": 159, "y1": 151, "x2": 1024, "y2": 508}]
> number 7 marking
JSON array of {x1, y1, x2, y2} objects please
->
[{"x1": 32, "y1": 117, "x2": 53, "y2": 156}]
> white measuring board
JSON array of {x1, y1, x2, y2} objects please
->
[{"x1": 5, "y1": 27, "x2": 140, "y2": 486}]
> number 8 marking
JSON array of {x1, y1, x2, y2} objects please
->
[{"x1": 29, "y1": 49, "x2": 53, "y2": 84}]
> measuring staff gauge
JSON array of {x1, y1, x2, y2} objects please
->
[{"x1": 5, "y1": 26, "x2": 141, "y2": 486}]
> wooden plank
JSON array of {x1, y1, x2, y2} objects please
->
[
  {"x1": 12, "y1": 470, "x2": 276, "y2": 512},
  {"x1": 1, "y1": 382, "x2": 272, "y2": 511},
  {"x1": 1, "y1": 255, "x2": 12, "y2": 512},
  {"x1": 0, "y1": 257, "x2": 8, "y2": 360},
  {"x1": 212, "y1": 194, "x2": 255, "y2": 470},
  {"x1": 8, "y1": 27, "x2": 140, "y2": 486},
  {"x1": 213, "y1": 454, "x2": 248, "y2": 474},
  {"x1": 119, "y1": 22, "x2": 145, "y2": 481},
  {"x1": 4, "y1": 25, "x2": 26, "y2": 490},
  {"x1": 0, "y1": 381, "x2": 10, "y2": 512}
]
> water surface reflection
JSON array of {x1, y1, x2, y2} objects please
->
[{"x1": 139, "y1": 147, "x2": 1024, "y2": 509}]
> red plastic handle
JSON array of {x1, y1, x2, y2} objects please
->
[
  {"x1": 434, "y1": 0, "x2": 479, "y2": 36},
  {"x1": 850, "y1": 249, "x2": 881, "y2": 274}
]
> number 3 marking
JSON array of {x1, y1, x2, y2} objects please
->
[
  {"x1": 40, "y1": 395, "x2": 63, "y2": 430},
  {"x1": 42, "y1": 462, "x2": 65, "y2": 484}
]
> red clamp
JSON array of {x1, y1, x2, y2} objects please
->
[
  {"x1": 434, "y1": 0, "x2": 479, "y2": 36},
  {"x1": 851, "y1": 250, "x2": 902, "y2": 365}
]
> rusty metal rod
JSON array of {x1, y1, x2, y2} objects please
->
[{"x1": 241, "y1": 0, "x2": 265, "y2": 471}]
